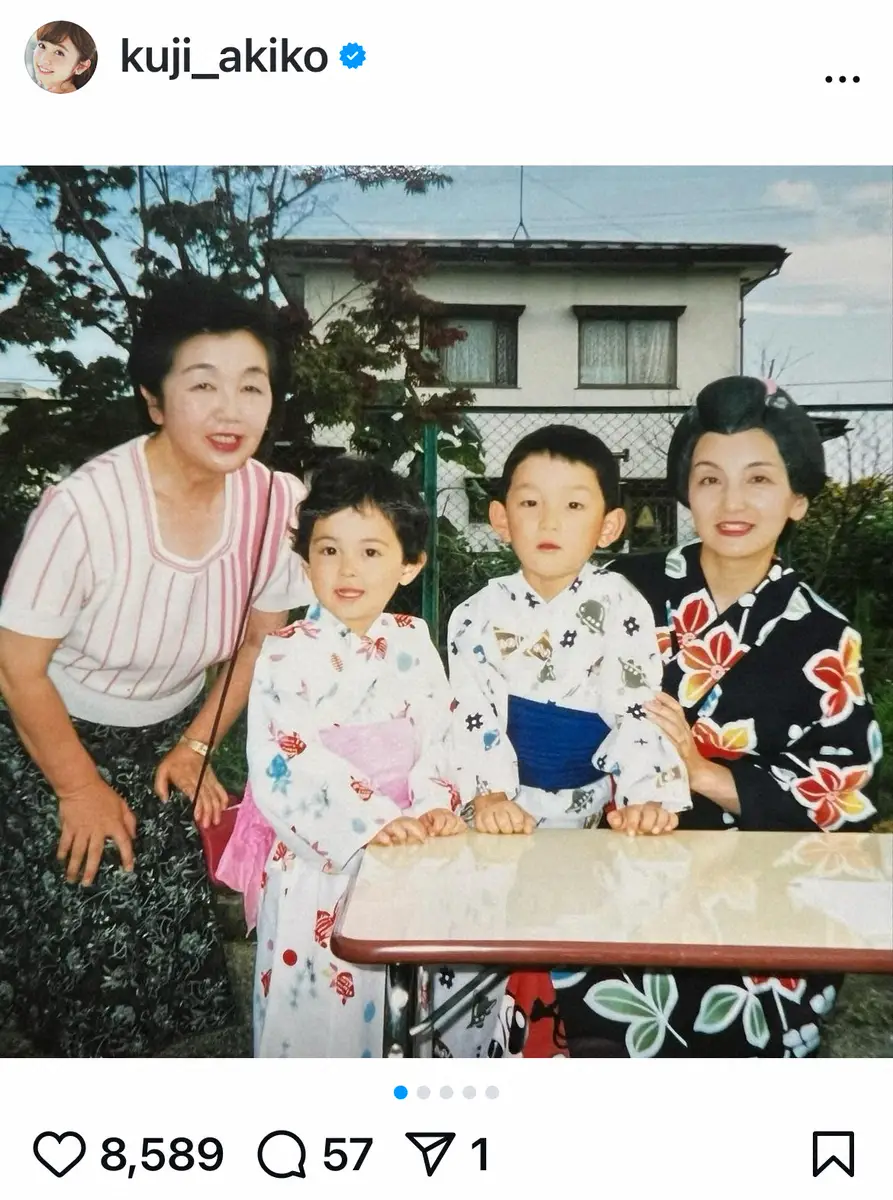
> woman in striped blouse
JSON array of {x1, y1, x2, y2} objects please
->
[{"x1": 0, "y1": 277, "x2": 312, "y2": 1056}]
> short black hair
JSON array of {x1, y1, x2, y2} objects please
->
[
  {"x1": 294, "y1": 456, "x2": 429, "y2": 563},
  {"x1": 128, "y1": 274, "x2": 292, "y2": 437},
  {"x1": 499, "y1": 424, "x2": 622, "y2": 509},
  {"x1": 667, "y1": 376, "x2": 827, "y2": 506}
]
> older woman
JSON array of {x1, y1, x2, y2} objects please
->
[
  {"x1": 0, "y1": 276, "x2": 311, "y2": 1056},
  {"x1": 554, "y1": 376, "x2": 882, "y2": 1057}
]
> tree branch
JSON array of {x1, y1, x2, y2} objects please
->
[
  {"x1": 258, "y1": 166, "x2": 283, "y2": 302},
  {"x1": 311, "y1": 282, "x2": 366, "y2": 329},
  {"x1": 90, "y1": 318, "x2": 129, "y2": 348},
  {"x1": 48, "y1": 167, "x2": 137, "y2": 320}
]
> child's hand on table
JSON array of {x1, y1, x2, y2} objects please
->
[
  {"x1": 369, "y1": 816, "x2": 428, "y2": 846},
  {"x1": 472, "y1": 792, "x2": 536, "y2": 835},
  {"x1": 606, "y1": 802, "x2": 679, "y2": 837},
  {"x1": 420, "y1": 807, "x2": 466, "y2": 837}
]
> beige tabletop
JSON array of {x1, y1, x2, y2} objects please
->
[{"x1": 331, "y1": 828, "x2": 893, "y2": 973}]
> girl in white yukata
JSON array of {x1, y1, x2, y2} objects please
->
[
  {"x1": 223, "y1": 457, "x2": 464, "y2": 1057},
  {"x1": 438, "y1": 426, "x2": 692, "y2": 1058}
]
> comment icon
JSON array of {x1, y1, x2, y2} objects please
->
[{"x1": 257, "y1": 1130, "x2": 307, "y2": 1179}]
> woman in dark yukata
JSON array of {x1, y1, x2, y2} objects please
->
[{"x1": 501, "y1": 375, "x2": 883, "y2": 1059}]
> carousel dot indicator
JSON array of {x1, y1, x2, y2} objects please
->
[
  {"x1": 485, "y1": 1086, "x2": 500, "y2": 1099},
  {"x1": 417, "y1": 1086, "x2": 431, "y2": 1099},
  {"x1": 394, "y1": 1085, "x2": 408, "y2": 1099},
  {"x1": 440, "y1": 1085, "x2": 453, "y2": 1098},
  {"x1": 463, "y1": 1086, "x2": 476, "y2": 1098}
]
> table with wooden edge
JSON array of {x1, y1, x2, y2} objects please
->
[{"x1": 330, "y1": 828, "x2": 893, "y2": 1057}]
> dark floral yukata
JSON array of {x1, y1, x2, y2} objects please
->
[{"x1": 550, "y1": 541, "x2": 882, "y2": 1057}]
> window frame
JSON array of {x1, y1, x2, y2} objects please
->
[
  {"x1": 422, "y1": 304, "x2": 524, "y2": 389},
  {"x1": 574, "y1": 305, "x2": 685, "y2": 390}
]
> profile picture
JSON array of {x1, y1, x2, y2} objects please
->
[{"x1": 25, "y1": 20, "x2": 97, "y2": 93}]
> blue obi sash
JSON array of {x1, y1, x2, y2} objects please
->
[{"x1": 506, "y1": 694, "x2": 610, "y2": 792}]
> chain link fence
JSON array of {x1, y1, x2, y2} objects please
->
[
  {"x1": 431, "y1": 402, "x2": 893, "y2": 645},
  {"x1": 435, "y1": 402, "x2": 893, "y2": 553}
]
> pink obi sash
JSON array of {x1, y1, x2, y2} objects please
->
[{"x1": 216, "y1": 716, "x2": 418, "y2": 931}]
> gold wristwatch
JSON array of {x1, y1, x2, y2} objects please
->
[{"x1": 180, "y1": 735, "x2": 210, "y2": 758}]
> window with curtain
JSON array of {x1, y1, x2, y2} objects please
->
[
  {"x1": 424, "y1": 307, "x2": 522, "y2": 387},
  {"x1": 575, "y1": 306, "x2": 684, "y2": 388}
]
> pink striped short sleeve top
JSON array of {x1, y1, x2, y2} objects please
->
[{"x1": 0, "y1": 436, "x2": 313, "y2": 727}]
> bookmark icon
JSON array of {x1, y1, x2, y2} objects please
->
[
  {"x1": 405, "y1": 1132, "x2": 456, "y2": 1177},
  {"x1": 812, "y1": 1131, "x2": 855, "y2": 1177}
]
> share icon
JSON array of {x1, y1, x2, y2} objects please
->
[{"x1": 405, "y1": 1132, "x2": 456, "y2": 1177}]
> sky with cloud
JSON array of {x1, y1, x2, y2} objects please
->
[{"x1": 1, "y1": 165, "x2": 890, "y2": 408}]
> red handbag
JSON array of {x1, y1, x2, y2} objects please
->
[{"x1": 197, "y1": 793, "x2": 242, "y2": 887}]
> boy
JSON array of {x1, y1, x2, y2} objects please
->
[
  {"x1": 448, "y1": 424, "x2": 691, "y2": 836},
  {"x1": 437, "y1": 426, "x2": 692, "y2": 1058}
]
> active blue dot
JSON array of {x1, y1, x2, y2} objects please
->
[{"x1": 394, "y1": 1085, "x2": 408, "y2": 1099}]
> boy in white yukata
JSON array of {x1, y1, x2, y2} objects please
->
[
  {"x1": 241, "y1": 457, "x2": 465, "y2": 1057},
  {"x1": 438, "y1": 425, "x2": 692, "y2": 1058}
]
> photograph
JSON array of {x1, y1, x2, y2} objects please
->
[
  {"x1": 0, "y1": 164, "x2": 890, "y2": 1062},
  {"x1": 24, "y1": 20, "x2": 97, "y2": 92}
]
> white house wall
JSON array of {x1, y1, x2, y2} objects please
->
[{"x1": 300, "y1": 262, "x2": 742, "y2": 405}]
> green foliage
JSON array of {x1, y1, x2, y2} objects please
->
[
  {"x1": 871, "y1": 679, "x2": 893, "y2": 822},
  {"x1": 789, "y1": 478, "x2": 893, "y2": 625},
  {"x1": 283, "y1": 244, "x2": 483, "y2": 483},
  {"x1": 214, "y1": 710, "x2": 249, "y2": 797},
  {"x1": 398, "y1": 517, "x2": 517, "y2": 643}
]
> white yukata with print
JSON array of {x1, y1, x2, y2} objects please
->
[
  {"x1": 246, "y1": 603, "x2": 459, "y2": 1058},
  {"x1": 438, "y1": 563, "x2": 692, "y2": 1058},
  {"x1": 448, "y1": 562, "x2": 692, "y2": 824}
]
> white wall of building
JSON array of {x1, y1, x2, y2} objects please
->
[{"x1": 298, "y1": 262, "x2": 742, "y2": 407}]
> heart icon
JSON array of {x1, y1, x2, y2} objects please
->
[{"x1": 33, "y1": 1131, "x2": 87, "y2": 1178}]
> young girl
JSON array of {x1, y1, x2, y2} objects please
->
[
  {"x1": 30, "y1": 22, "x2": 97, "y2": 93},
  {"x1": 223, "y1": 456, "x2": 464, "y2": 1057}
]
